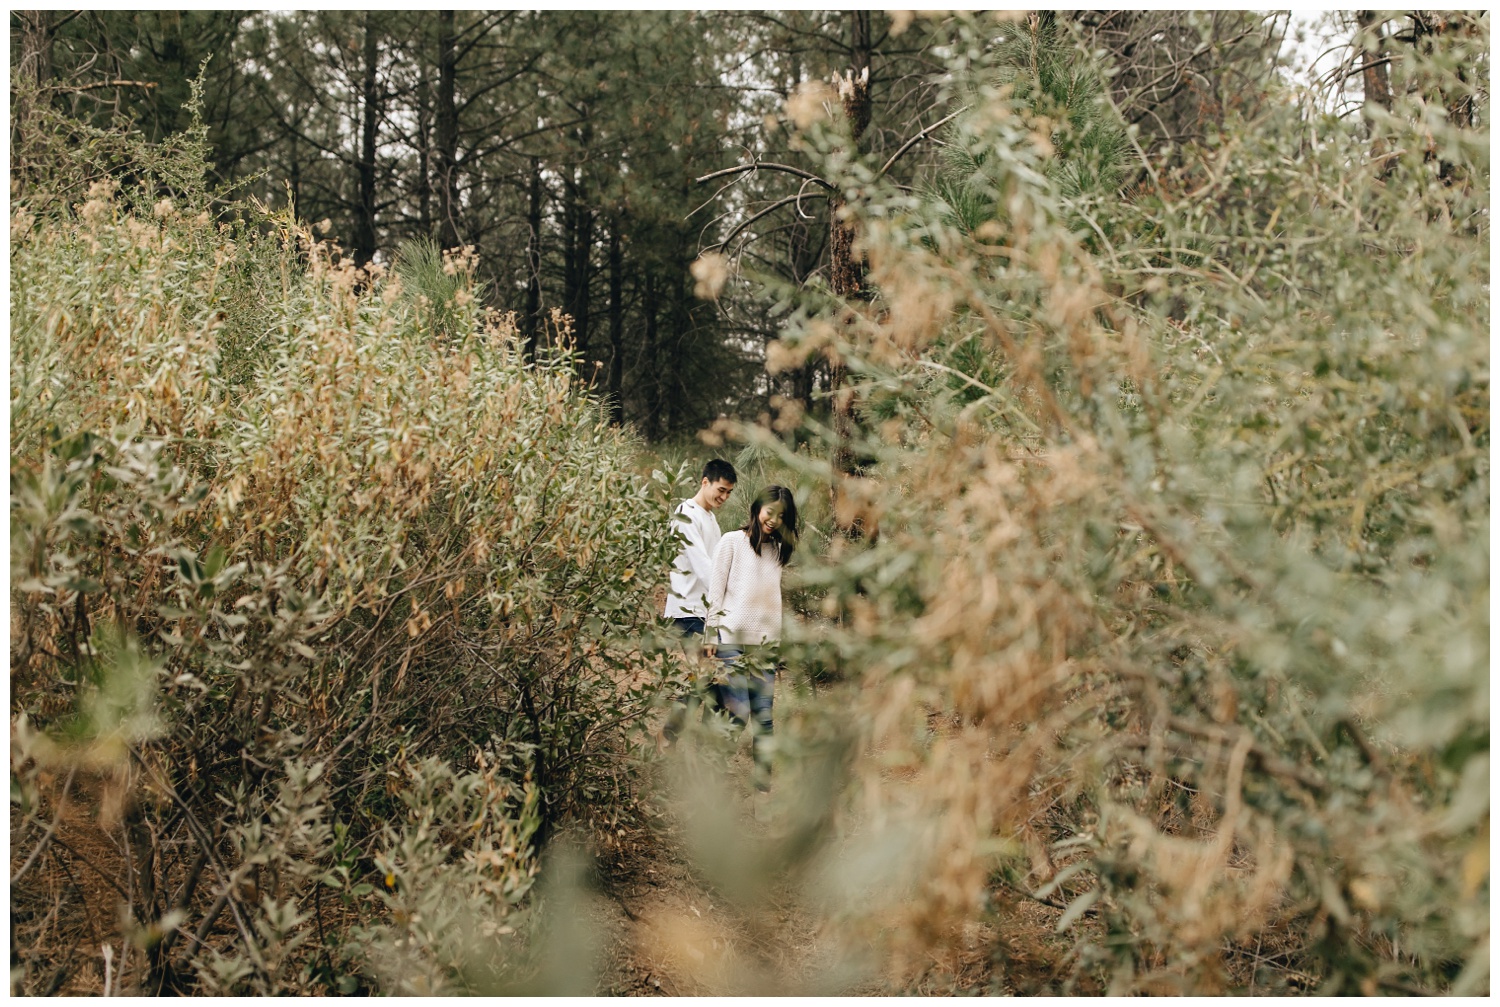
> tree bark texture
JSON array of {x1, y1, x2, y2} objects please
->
[
  {"x1": 416, "y1": 59, "x2": 432, "y2": 237},
  {"x1": 354, "y1": 13, "x2": 380, "y2": 266},
  {"x1": 642, "y1": 274, "x2": 662, "y2": 442},
  {"x1": 12, "y1": 10, "x2": 56, "y2": 134},
  {"x1": 666, "y1": 261, "x2": 692, "y2": 435},
  {"x1": 524, "y1": 156, "x2": 544, "y2": 357},
  {"x1": 562, "y1": 162, "x2": 593, "y2": 359},
  {"x1": 1357, "y1": 10, "x2": 1394, "y2": 171},
  {"x1": 435, "y1": 10, "x2": 461, "y2": 249},
  {"x1": 1357, "y1": 12, "x2": 1394, "y2": 115},
  {"x1": 14, "y1": 10, "x2": 55, "y2": 89},
  {"x1": 827, "y1": 12, "x2": 872, "y2": 301},
  {"x1": 829, "y1": 13, "x2": 875, "y2": 534},
  {"x1": 607, "y1": 224, "x2": 625, "y2": 425}
]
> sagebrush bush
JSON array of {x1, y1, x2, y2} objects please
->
[{"x1": 10, "y1": 110, "x2": 683, "y2": 994}]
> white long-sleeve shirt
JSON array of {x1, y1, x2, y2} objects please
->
[
  {"x1": 706, "y1": 530, "x2": 783, "y2": 645},
  {"x1": 664, "y1": 499, "x2": 722, "y2": 619}
]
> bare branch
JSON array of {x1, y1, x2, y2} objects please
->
[
  {"x1": 878, "y1": 106, "x2": 966, "y2": 177},
  {"x1": 11, "y1": 766, "x2": 78, "y2": 885},
  {"x1": 695, "y1": 161, "x2": 834, "y2": 190},
  {"x1": 705, "y1": 193, "x2": 814, "y2": 254},
  {"x1": 46, "y1": 79, "x2": 158, "y2": 93}
]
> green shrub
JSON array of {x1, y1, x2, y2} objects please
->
[
  {"x1": 724, "y1": 12, "x2": 1486, "y2": 995},
  {"x1": 10, "y1": 118, "x2": 681, "y2": 993}
]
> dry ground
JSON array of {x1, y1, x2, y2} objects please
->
[
  {"x1": 586, "y1": 741, "x2": 863, "y2": 997},
  {"x1": 581, "y1": 732, "x2": 1092, "y2": 997},
  {"x1": 11, "y1": 773, "x2": 161, "y2": 995}
]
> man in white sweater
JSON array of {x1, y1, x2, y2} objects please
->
[
  {"x1": 660, "y1": 459, "x2": 736, "y2": 746},
  {"x1": 663, "y1": 458, "x2": 736, "y2": 635}
]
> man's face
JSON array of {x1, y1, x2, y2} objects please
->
[{"x1": 702, "y1": 478, "x2": 734, "y2": 512}]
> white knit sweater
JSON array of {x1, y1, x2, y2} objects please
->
[
  {"x1": 705, "y1": 530, "x2": 784, "y2": 645},
  {"x1": 663, "y1": 499, "x2": 722, "y2": 619}
]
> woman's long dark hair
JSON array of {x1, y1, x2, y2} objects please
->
[{"x1": 744, "y1": 485, "x2": 798, "y2": 565}]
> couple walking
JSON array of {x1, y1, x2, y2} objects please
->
[{"x1": 662, "y1": 459, "x2": 799, "y2": 790}]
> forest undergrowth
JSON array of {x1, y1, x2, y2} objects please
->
[
  {"x1": 11, "y1": 12, "x2": 1489, "y2": 997},
  {"x1": 9, "y1": 82, "x2": 697, "y2": 994},
  {"x1": 633, "y1": 13, "x2": 1488, "y2": 995}
]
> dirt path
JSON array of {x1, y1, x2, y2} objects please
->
[
  {"x1": 578, "y1": 715, "x2": 1074, "y2": 998},
  {"x1": 584, "y1": 745, "x2": 857, "y2": 997}
]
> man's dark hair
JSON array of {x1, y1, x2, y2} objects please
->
[{"x1": 702, "y1": 458, "x2": 737, "y2": 485}]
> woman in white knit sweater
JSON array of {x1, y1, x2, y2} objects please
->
[{"x1": 704, "y1": 485, "x2": 798, "y2": 790}]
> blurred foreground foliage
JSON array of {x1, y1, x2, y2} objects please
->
[
  {"x1": 10, "y1": 90, "x2": 682, "y2": 994},
  {"x1": 727, "y1": 11, "x2": 1487, "y2": 996}
]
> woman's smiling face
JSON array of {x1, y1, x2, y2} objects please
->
[{"x1": 758, "y1": 502, "x2": 783, "y2": 536}]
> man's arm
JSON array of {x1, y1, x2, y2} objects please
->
[{"x1": 679, "y1": 515, "x2": 716, "y2": 605}]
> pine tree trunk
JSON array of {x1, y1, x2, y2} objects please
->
[
  {"x1": 562, "y1": 166, "x2": 592, "y2": 359},
  {"x1": 642, "y1": 274, "x2": 661, "y2": 442},
  {"x1": 416, "y1": 60, "x2": 432, "y2": 238},
  {"x1": 288, "y1": 106, "x2": 303, "y2": 219},
  {"x1": 14, "y1": 11, "x2": 54, "y2": 89},
  {"x1": 12, "y1": 11, "x2": 55, "y2": 136},
  {"x1": 1357, "y1": 11, "x2": 1393, "y2": 169},
  {"x1": 827, "y1": 12, "x2": 871, "y2": 300},
  {"x1": 829, "y1": 24, "x2": 873, "y2": 286},
  {"x1": 607, "y1": 224, "x2": 625, "y2": 425},
  {"x1": 1409, "y1": 12, "x2": 1477, "y2": 184},
  {"x1": 780, "y1": 54, "x2": 822, "y2": 421},
  {"x1": 575, "y1": 204, "x2": 593, "y2": 359},
  {"x1": 666, "y1": 264, "x2": 691, "y2": 435},
  {"x1": 354, "y1": 13, "x2": 380, "y2": 266},
  {"x1": 829, "y1": 12, "x2": 874, "y2": 535},
  {"x1": 524, "y1": 156, "x2": 544, "y2": 357},
  {"x1": 562, "y1": 190, "x2": 577, "y2": 335},
  {"x1": 435, "y1": 10, "x2": 460, "y2": 250}
]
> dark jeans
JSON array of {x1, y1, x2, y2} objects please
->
[
  {"x1": 710, "y1": 644, "x2": 777, "y2": 789},
  {"x1": 671, "y1": 616, "x2": 705, "y2": 642},
  {"x1": 662, "y1": 617, "x2": 707, "y2": 744},
  {"x1": 661, "y1": 627, "x2": 778, "y2": 789}
]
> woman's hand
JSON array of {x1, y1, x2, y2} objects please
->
[{"x1": 701, "y1": 642, "x2": 717, "y2": 658}]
